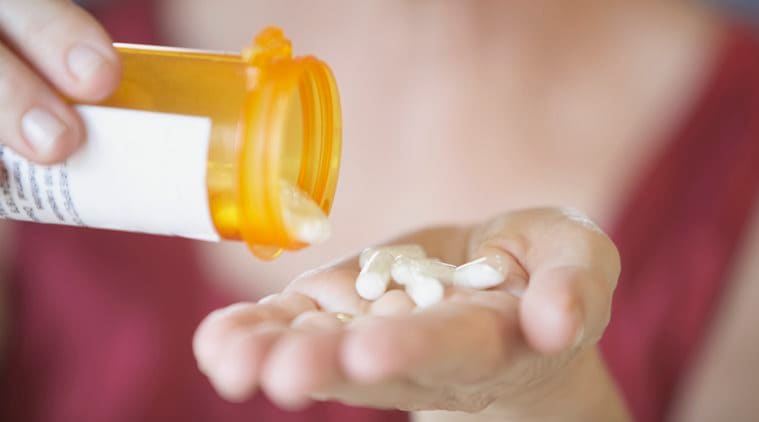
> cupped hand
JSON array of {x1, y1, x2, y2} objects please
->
[{"x1": 193, "y1": 208, "x2": 623, "y2": 418}]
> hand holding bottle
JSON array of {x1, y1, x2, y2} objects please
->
[{"x1": 0, "y1": 0, "x2": 120, "y2": 163}]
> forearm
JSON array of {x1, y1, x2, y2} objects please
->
[{"x1": 413, "y1": 348, "x2": 631, "y2": 422}]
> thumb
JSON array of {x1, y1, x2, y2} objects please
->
[
  {"x1": 456, "y1": 220, "x2": 530, "y2": 296},
  {"x1": 465, "y1": 208, "x2": 620, "y2": 355}
]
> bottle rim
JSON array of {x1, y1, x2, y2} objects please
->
[{"x1": 237, "y1": 28, "x2": 342, "y2": 259}]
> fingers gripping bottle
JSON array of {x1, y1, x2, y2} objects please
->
[{"x1": 0, "y1": 27, "x2": 341, "y2": 259}]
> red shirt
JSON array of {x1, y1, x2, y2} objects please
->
[
  {"x1": 601, "y1": 22, "x2": 759, "y2": 421},
  {"x1": 1, "y1": 3, "x2": 759, "y2": 421}
]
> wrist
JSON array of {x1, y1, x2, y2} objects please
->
[{"x1": 483, "y1": 347, "x2": 631, "y2": 422}]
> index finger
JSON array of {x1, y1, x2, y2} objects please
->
[{"x1": 0, "y1": 0, "x2": 121, "y2": 101}]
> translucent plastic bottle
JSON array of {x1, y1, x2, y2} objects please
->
[{"x1": 0, "y1": 27, "x2": 341, "y2": 259}]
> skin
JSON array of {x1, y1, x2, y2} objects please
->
[
  {"x1": 0, "y1": 0, "x2": 120, "y2": 163},
  {"x1": 193, "y1": 208, "x2": 630, "y2": 420},
  {"x1": 0, "y1": 0, "x2": 757, "y2": 420},
  {"x1": 177, "y1": 0, "x2": 723, "y2": 292},
  {"x1": 162, "y1": 1, "x2": 759, "y2": 419}
]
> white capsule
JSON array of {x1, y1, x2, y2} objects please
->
[
  {"x1": 355, "y1": 250, "x2": 394, "y2": 300},
  {"x1": 359, "y1": 244, "x2": 426, "y2": 269},
  {"x1": 390, "y1": 256, "x2": 418, "y2": 285},
  {"x1": 452, "y1": 255, "x2": 507, "y2": 289},
  {"x1": 280, "y1": 181, "x2": 331, "y2": 244},
  {"x1": 421, "y1": 259, "x2": 456, "y2": 282},
  {"x1": 405, "y1": 275, "x2": 445, "y2": 308},
  {"x1": 391, "y1": 256, "x2": 455, "y2": 285}
]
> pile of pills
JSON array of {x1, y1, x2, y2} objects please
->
[{"x1": 355, "y1": 244, "x2": 508, "y2": 308}]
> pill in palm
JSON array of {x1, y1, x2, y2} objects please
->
[
  {"x1": 390, "y1": 256, "x2": 419, "y2": 285},
  {"x1": 355, "y1": 250, "x2": 395, "y2": 300},
  {"x1": 405, "y1": 275, "x2": 445, "y2": 308},
  {"x1": 359, "y1": 244, "x2": 426, "y2": 269},
  {"x1": 353, "y1": 244, "x2": 507, "y2": 309},
  {"x1": 391, "y1": 256, "x2": 455, "y2": 285},
  {"x1": 452, "y1": 255, "x2": 507, "y2": 289}
]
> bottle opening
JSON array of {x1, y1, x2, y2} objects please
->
[{"x1": 236, "y1": 30, "x2": 341, "y2": 259}]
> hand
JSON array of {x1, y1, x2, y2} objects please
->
[
  {"x1": 0, "y1": 0, "x2": 120, "y2": 163},
  {"x1": 193, "y1": 208, "x2": 628, "y2": 420}
]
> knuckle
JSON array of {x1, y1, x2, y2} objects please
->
[
  {"x1": 15, "y1": 3, "x2": 106, "y2": 52},
  {"x1": 0, "y1": 77, "x2": 34, "y2": 135},
  {"x1": 16, "y1": 6, "x2": 60, "y2": 41},
  {"x1": 557, "y1": 206, "x2": 604, "y2": 234},
  {"x1": 0, "y1": 72, "x2": 19, "y2": 106},
  {"x1": 593, "y1": 234, "x2": 622, "y2": 284},
  {"x1": 0, "y1": 57, "x2": 26, "y2": 107}
]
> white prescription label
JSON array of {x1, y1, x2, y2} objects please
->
[{"x1": 0, "y1": 105, "x2": 221, "y2": 241}]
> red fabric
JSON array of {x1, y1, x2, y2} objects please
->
[
  {"x1": 87, "y1": 0, "x2": 159, "y2": 44},
  {"x1": 601, "y1": 24, "x2": 759, "y2": 422},
  {"x1": 0, "y1": 228, "x2": 405, "y2": 422},
  {"x1": 0, "y1": 2, "x2": 758, "y2": 421}
]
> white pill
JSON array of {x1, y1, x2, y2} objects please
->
[
  {"x1": 452, "y1": 255, "x2": 507, "y2": 289},
  {"x1": 391, "y1": 256, "x2": 455, "y2": 285},
  {"x1": 280, "y1": 181, "x2": 331, "y2": 244},
  {"x1": 420, "y1": 259, "x2": 456, "y2": 282},
  {"x1": 390, "y1": 256, "x2": 417, "y2": 285},
  {"x1": 356, "y1": 250, "x2": 394, "y2": 300},
  {"x1": 405, "y1": 275, "x2": 445, "y2": 308},
  {"x1": 359, "y1": 244, "x2": 426, "y2": 269}
]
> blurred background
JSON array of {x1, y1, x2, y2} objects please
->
[
  {"x1": 4, "y1": 2, "x2": 759, "y2": 422},
  {"x1": 81, "y1": 0, "x2": 756, "y2": 299},
  {"x1": 708, "y1": 0, "x2": 759, "y2": 25}
]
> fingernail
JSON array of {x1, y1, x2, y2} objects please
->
[
  {"x1": 67, "y1": 44, "x2": 108, "y2": 81},
  {"x1": 21, "y1": 108, "x2": 68, "y2": 156}
]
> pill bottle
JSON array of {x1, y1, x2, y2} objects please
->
[{"x1": 0, "y1": 27, "x2": 341, "y2": 259}]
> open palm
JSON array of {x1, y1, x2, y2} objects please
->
[{"x1": 193, "y1": 208, "x2": 622, "y2": 417}]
